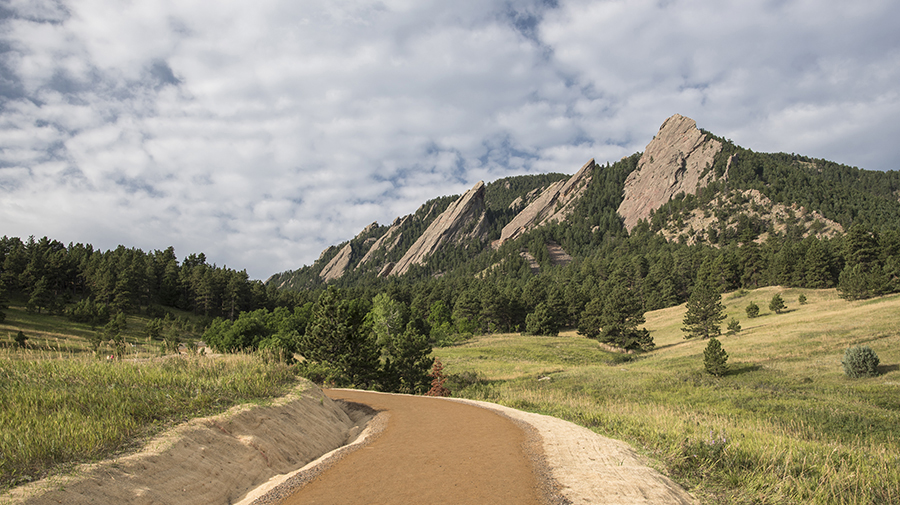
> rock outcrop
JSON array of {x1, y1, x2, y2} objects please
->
[
  {"x1": 390, "y1": 181, "x2": 488, "y2": 276},
  {"x1": 617, "y1": 114, "x2": 723, "y2": 231},
  {"x1": 319, "y1": 243, "x2": 353, "y2": 282},
  {"x1": 496, "y1": 159, "x2": 595, "y2": 247},
  {"x1": 357, "y1": 216, "x2": 408, "y2": 268},
  {"x1": 659, "y1": 188, "x2": 844, "y2": 245}
]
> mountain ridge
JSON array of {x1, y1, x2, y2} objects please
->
[{"x1": 266, "y1": 114, "x2": 900, "y2": 290}]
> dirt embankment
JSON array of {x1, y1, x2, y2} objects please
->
[{"x1": 2, "y1": 382, "x2": 370, "y2": 505}]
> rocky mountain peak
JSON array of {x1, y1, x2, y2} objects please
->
[{"x1": 617, "y1": 114, "x2": 723, "y2": 231}]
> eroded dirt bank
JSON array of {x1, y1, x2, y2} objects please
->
[{"x1": 2, "y1": 381, "x2": 368, "y2": 505}]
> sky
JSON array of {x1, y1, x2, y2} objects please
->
[{"x1": 1, "y1": 0, "x2": 898, "y2": 280}]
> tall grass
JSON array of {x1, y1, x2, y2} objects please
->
[
  {"x1": 0, "y1": 350, "x2": 297, "y2": 489},
  {"x1": 437, "y1": 288, "x2": 900, "y2": 504}
]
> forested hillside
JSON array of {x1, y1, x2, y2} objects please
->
[
  {"x1": 3, "y1": 116, "x2": 899, "y2": 386},
  {"x1": 0, "y1": 236, "x2": 307, "y2": 325},
  {"x1": 261, "y1": 116, "x2": 900, "y2": 346}
]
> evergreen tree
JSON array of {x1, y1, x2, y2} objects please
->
[
  {"x1": 576, "y1": 296, "x2": 604, "y2": 339},
  {"x1": 745, "y1": 301, "x2": 760, "y2": 318},
  {"x1": 26, "y1": 276, "x2": 53, "y2": 314},
  {"x1": 769, "y1": 293, "x2": 786, "y2": 314},
  {"x1": 703, "y1": 337, "x2": 729, "y2": 376},
  {"x1": 525, "y1": 302, "x2": 561, "y2": 336},
  {"x1": 682, "y1": 277, "x2": 726, "y2": 339},
  {"x1": 380, "y1": 322, "x2": 433, "y2": 394},
  {"x1": 594, "y1": 281, "x2": 654, "y2": 351},
  {"x1": 300, "y1": 287, "x2": 379, "y2": 388},
  {"x1": 0, "y1": 281, "x2": 7, "y2": 324}
]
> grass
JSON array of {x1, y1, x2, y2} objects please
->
[
  {"x1": 0, "y1": 304, "x2": 299, "y2": 490},
  {"x1": 436, "y1": 286, "x2": 900, "y2": 504},
  {"x1": 1, "y1": 299, "x2": 204, "y2": 359}
]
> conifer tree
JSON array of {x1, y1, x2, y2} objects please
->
[
  {"x1": 703, "y1": 337, "x2": 729, "y2": 376},
  {"x1": 682, "y1": 277, "x2": 726, "y2": 339},
  {"x1": 769, "y1": 293, "x2": 786, "y2": 314}
]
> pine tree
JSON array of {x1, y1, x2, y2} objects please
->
[
  {"x1": 425, "y1": 359, "x2": 452, "y2": 397},
  {"x1": 769, "y1": 293, "x2": 786, "y2": 314},
  {"x1": 682, "y1": 277, "x2": 726, "y2": 339},
  {"x1": 703, "y1": 337, "x2": 729, "y2": 376}
]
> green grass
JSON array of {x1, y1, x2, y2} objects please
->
[
  {"x1": 1, "y1": 300, "x2": 203, "y2": 359},
  {"x1": 436, "y1": 287, "x2": 900, "y2": 504},
  {"x1": 0, "y1": 302, "x2": 300, "y2": 490}
]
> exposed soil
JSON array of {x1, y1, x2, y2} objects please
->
[
  {"x1": 263, "y1": 390, "x2": 695, "y2": 505},
  {"x1": 4, "y1": 384, "x2": 696, "y2": 505},
  {"x1": 273, "y1": 389, "x2": 565, "y2": 505}
]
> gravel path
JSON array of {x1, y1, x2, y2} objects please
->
[{"x1": 270, "y1": 389, "x2": 568, "y2": 505}]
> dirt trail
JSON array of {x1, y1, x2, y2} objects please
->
[
  {"x1": 267, "y1": 390, "x2": 696, "y2": 505},
  {"x1": 276, "y1": 389, "x2": 559, "y2": 505}
]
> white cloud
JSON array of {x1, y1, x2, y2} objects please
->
[{"x1": 1, "y1": 0, "x2": 898, "y2": 279}]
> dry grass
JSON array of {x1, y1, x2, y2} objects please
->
[{"x1": 437, "y1": 287, "x2": 900, "y2": 504}]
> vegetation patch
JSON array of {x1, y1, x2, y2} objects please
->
[
  {"x1": 436, "y1": 287, "x2": 900, "y2": 505},
  {"x1": 0, "y1": 350, "x2": 296, "y2": 489}
]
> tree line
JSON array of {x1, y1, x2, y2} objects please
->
[{"x1": 0, "y1": 235, "x2": 307, "y2": 325}]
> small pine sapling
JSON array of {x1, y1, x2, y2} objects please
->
[
  {"x1": 798, "y1": 293, "x2": 808, "y2": 305},
  {"x1": 745, "y1": 301, "x2": 759, "y2": 318},
  {"x1": 425, "y1": 359, "x2": 451, "y2": 397},
  {"x1": 704, "y1": 337, "x2": 729, "y2": 376},
  {"x1": 727, "y1": 318, "x2": 741, "y2": 334},
  {"x1": 769, "y1": 293, "x2": 786, "y2": 314}
]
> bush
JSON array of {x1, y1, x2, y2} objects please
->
[
  {"x1": 727, "y1": 318, "x2": 741, "y2": 334},
  {"x1": 745, "y1": 301, "x2": 759, "y2": 318},
  {"x1": 842, "y1": 345, "x2": 880, "y2": 378},
  {"x1": 295, "y1": 360, "x2": 345, "y2": 386},
  {"x1": 798, "y1": 293, "x2": 808, "y2": 305}
]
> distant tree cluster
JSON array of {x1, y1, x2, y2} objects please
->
[{"x1": 0, "y1": 236, "x2": 305, "y2": 322}]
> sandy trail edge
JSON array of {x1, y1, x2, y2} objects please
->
[{"x1": 449, "y1": 398, "x2": 696, "y2": 505}]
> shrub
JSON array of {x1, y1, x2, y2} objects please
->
[
  {"x1": 745, "y1": 301, "x2": 759, "y2": 318},
  {"x1": 703, "y1": 337, "x2": 729, "y2": 376},
  {"x1": 14, "y1": 331, "x2": 28, "y2": 348},
  {"x1": 842, "y1": 345, "x2": 880, "y2": 378},
  {"x1": 727, "y1": 318, "x2": 741, "y2": 334},
  {"x1": 295, "y1": 360, "x2": 345, "y2": 386},
  {"x1": 798, "y1": 293, "x2": 808, "y2": 305}
]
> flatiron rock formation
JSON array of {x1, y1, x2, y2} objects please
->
[
  {"x1": 390, "y1": 181, "x2": 489, "y2": 276},
  {"x1": 357, "y1": 216, "x2": 408, "y2": 268},
  {"x1": 617, "y1": 114, "x2": 723, "y2": 231},
  {"x1": 497, "y1": 159, "x2": 595, "y2": 247},
  {"x1": 319, "y1": 242, "x2": 353, "y2": 282}
]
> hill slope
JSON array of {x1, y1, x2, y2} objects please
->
[{"x1": 435, "y1": 287, "x2": 900, "y2": 504}]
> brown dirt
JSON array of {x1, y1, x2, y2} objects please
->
[{"x1": 274, "y1": 389, "x2": 566, "y2": 505}]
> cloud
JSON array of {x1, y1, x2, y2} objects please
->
[{"x1": 1, "y1": 0, "x2": 898, "y2": 279}]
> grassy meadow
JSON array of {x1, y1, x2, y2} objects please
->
[
  {"x1": 0, "y1": 301, "x2": 299, "y2": 490},
  {"x1": 436, "y1": 286, "x2": 900, "y2": 504}
]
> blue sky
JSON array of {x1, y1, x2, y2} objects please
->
[{"x1": 1, "y1": 0, "x2": 898, "y2": 280}]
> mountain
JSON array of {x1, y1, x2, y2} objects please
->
[{"x1": 267, "y1": 114, "x2": 900, "y2": 291}]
